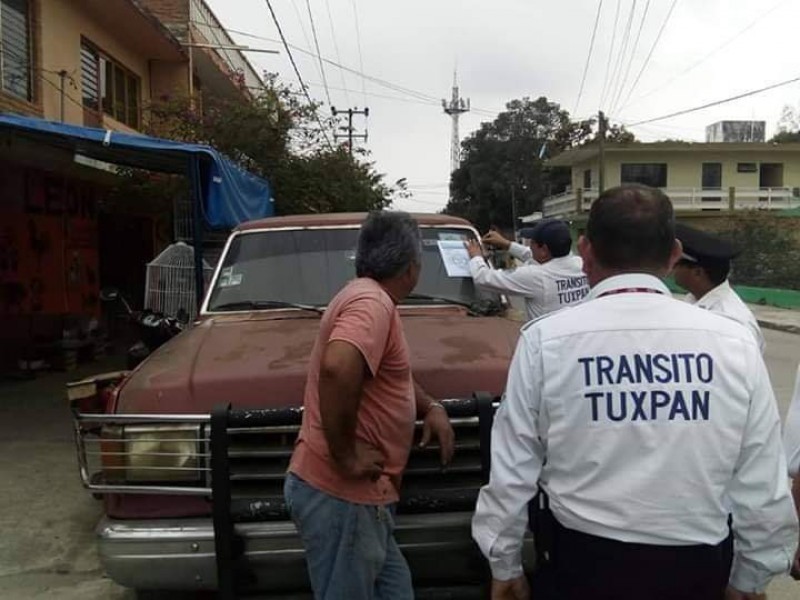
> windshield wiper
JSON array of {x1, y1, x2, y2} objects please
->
[
  {"x1": 404, "y1": 293, "x2": 474, "y2": 309},
  {"x1": 211, "y1": 300, "x2": 324, "y2": 314},
  {"x1": 404, "y1": 293, "x2": 504, "y2": 317}
]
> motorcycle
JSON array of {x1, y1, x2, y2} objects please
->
[{"x1": 99, "y1": 288, "x2": 185, "y2": 369}]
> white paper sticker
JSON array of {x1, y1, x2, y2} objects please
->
[
  {"x1": 439, "y1": 232, "x2": 467, "y2": 242},
  {"x1": 437, "y1": 240, "x2": 472, "y2": 277}
]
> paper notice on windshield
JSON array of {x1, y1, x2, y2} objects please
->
[{"x1": 437, "y1": 240, "x2": 471, "y2": 277}]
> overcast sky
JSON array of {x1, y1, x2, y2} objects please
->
[{"x1": 207, "y1": 0, "x2": 800, "y2": 213}]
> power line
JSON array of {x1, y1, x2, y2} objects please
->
[
  {"x1": 620, "y1": 0, "x2": 787, "y2": 113},
  {"x1": 598, "y1": 0, "x2": 622, "y2": 109},
  {"x1": 573, "y1": 0, "x2": 604, "y2": 115},
  {"x1": 627, "y1": 73, "x2": 800, "y2": 126},
  {"x1": 195, "y1": 20, "x2": 502, "y2": 118},
  {"x1": 351, "y1": 0, "x2": 368, "y2": 107},
  {"x1": 304, "y1": 0, "x2": 331, "y2": 106},
  {"x1": 609, "y1": 0, "x2": 650, "y2": 115},
  {"x1": 288, "y1": 0, "x2": 322, "y2": 82},
  {"x1": 324, "y1": 0, "x2": 350, "y2": 106},
  {"x1": 616, "y1": 0, "x2": 679, "y2": 113},
  {"x1": 263, "y1": 0, "x2": 334, "y2": 151},
  {"x1": 605, "y1": 0, "x2": 637, "y2": 111}
]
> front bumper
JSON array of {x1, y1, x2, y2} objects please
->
[{"x1": 98, "y1": 512, "x2": 534, "y2": 593}]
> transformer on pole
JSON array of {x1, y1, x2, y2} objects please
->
[{"x1": 442, "y1": 71, "x2": 470, "y2": 174}]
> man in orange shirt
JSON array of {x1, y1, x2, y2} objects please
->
[{"x1": 285, "y1": 211, "x2": 455, "y2": 600}]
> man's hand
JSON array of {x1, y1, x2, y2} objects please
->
[
  {"x1": 339, "y1": 439, "x2": 385, "y2": 481},
  {"x1": 420, "y1": 404, "x2": 455, "y2": 466},
  {"x1": 724, "y1": 586, "x2": 767, "y2": 600},
  {"x1": 491, "y1": 576, "x2": 530, "y2": 600},
  {"x1": 465, "y1": 239, "x2": 484, "y2": 259},
  {"x1": 482, "y1": 231, "x2": 512, "y2": 250}
]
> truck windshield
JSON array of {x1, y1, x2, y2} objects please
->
[{"x1": 205, "y1": 226, "x2": 500, "y2": 311}]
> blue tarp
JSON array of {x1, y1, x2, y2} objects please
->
[{"x1": 0, "y1": 113, "x2": 273, "y2": 228}]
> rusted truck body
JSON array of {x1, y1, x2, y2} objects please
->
[{"x1": 70, "y1": 213, "x2": 526, "y2": 595}]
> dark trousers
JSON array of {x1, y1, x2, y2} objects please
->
[{"x1": 531, "y1": 508, "x2": 730, "y2": 600}]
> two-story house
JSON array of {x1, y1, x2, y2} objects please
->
[{"x1": 542, "y1": 141, "x2": 800, "y2": 217}]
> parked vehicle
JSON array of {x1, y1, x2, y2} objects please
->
[
  {"x1": 70, "y1": 213, "x2": 530, "y2": 596},
  {"x1": 100, "y1": 288, "x2": 185, "y2": 369}
]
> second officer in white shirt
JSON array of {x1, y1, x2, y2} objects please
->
[
  {"x1": 673, "y1": 222, "x2": 765, "y2": 353},
  {"x1": 465, "y1": 219, "x2": 589, "y2": 321},
  {"x1": 472, "y1": 184, "x2": 798, "y2": 600}
]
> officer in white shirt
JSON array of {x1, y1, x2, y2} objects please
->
[
  {"x1": 784, "y1": 363, "x2": 800, "y2": 579},
  {"x1": 472, "y1": 184, "x2": 798, "y2": 600},
  {"x1": 465, "y1": 219, "x2": 589, "y2": 321},
  {"x1": 673, "y1": 222, "x2": 765, "y2": 353}
]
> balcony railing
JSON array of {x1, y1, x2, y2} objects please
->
[
  {"x1": 189, "y1": 0, "x2": 263, "y2": 92},
  {"x1": 543, "y1": 187, "x2": 800, "y2": 217}
]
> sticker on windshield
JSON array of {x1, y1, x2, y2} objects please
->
[
  {"x1": 437, "y1": 240, "x2": 471, "y2": 277},
  {"x1": 218, "y1": 269, "x2": 243, "y2": 288}
]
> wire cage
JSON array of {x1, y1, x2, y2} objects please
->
[{"x1": 144, "y1": 242, "x2": 215, "y2": 320}]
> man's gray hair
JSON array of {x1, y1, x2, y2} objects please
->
[{"x1": 356, "y1": 211, "x2": 422, "y2": 280}]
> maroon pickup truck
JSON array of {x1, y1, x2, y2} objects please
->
[{"x1": 70, "y1": 213, "x2": 528, "y2": 597}]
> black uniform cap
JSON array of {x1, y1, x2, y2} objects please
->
[{"x1": 674, "y1": 222, "x2": 741, "y2": 266}]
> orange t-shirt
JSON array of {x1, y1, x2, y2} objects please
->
[{"x1": 288, "y1": 277, "x2": 416, "y2": 505}]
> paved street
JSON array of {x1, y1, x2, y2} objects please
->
[{"x1": 0, "y1": 329, "x2": 798, "y2": 599}]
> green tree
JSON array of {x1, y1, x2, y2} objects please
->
[
  {"x1": 108, "y1": 73, "x2": 399, "y2": 221},
  {"x1": 444, "y1": 97, "x2": 597, "y2": 231}
]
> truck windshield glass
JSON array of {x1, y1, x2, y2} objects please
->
[{"x1": 206, "y1": 227, "x2": 500, "y2": 311}]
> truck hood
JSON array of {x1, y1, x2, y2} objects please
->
[{"x1": 116, "y1": 309, "x2": 521, "y2": 413}]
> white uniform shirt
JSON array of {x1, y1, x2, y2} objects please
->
[
  {"x1": 685, "y1": 280, "x2": 765, "y2": 353},
  {"x1": 472, "y1": 273, "x2": 798, "y2": 592},
  {"x1": 784, "y1": 364, "x2": 800, "y2": 476},
  {"x1": 469, "y1": 249, "x2": 589, "y2": 321}
]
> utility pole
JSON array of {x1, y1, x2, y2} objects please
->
[
  {"x1": 58, "y1": 70, "x2": 67, "y2": 122},
  {"x1": 442, "y1": 70, "x2": 470, "y2": 175},
  {"x1": 598, "y1": 110, "x2": 607, "y2": 194},
  {"x1": 332, "y1": 107, "x2": 369, "y2": 156}
]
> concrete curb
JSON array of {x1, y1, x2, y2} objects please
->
[{"x1": 757, "y1": 320, "x2": 800, "y2": 335}]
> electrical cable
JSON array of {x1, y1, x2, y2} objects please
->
[
  {"x1": 324, "y1": 0, "x2": 350, "y2": 106},
  {"x1": 627, "y1": 73, "x2": 800, "y2": 126},
  {"x1": 620, "y1": 0, "x2": 788, "y2": 112},
  {"x1": 598, "y1": 0, "x2": 622, "y2": 109},
  {"x1": 609, "y1": 0, "x2": 650, "y2": 115},
  {"x1": 192, "y1": 21, "x2": 501, "y2": 117},
  {"x1": 615, "y1": 0, "x2": 679, "y2": 112},
  {"x1": 605, "y1": 0, "x2": 637, "y2": 111},
  {"x1": 351, "y1": 0, "x2": 368, "y2": 107},
  {"x1": 263, "y1": 0, "x2": 334, "y2": 151},
  {"x1": 304, "y1": 0, "x2": 331, "y2": 106},
  {"x1": 573, "y1": 0, "x2": 604, "y2": 116}
]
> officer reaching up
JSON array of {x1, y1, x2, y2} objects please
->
[
  {"x1": 472, "y1": 184, "x2": 798, "y2": 600},
  {"x1": 465, "y1": 219, "x2": 589, "y2": 321},
  {"x1": 673, "y1": 222, "x2": 765, "y2": 353}
]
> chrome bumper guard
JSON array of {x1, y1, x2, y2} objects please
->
[{"x1": 73, "y1": 394, "x2": 500, "y2": 597}]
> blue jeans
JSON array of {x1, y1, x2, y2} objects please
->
[{"x1": 284, "y1": 472, "x2": 413, "y2": 600}]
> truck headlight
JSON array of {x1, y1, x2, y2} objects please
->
[{"x1": 101, "y1": 424, "x2": 205, "y2": 483}]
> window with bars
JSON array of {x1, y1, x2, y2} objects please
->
[
  {"x1": 81, "y1": 40, "x2": 140, "y2": 129},
  {"x1": 0, "y1": 0, "x2": 31, "y2": 101}
]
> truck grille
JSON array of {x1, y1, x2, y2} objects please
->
[{"x1": 74, "y1": 396, "x2": 497, "y2": 520}]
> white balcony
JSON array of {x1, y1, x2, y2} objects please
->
[{"x1": 543, "y1": 187, "x2": 800, "y2": 217}]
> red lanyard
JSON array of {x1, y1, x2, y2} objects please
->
[{"x1": 597, "y1": 287, "x2": 665, "y2": 299}]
